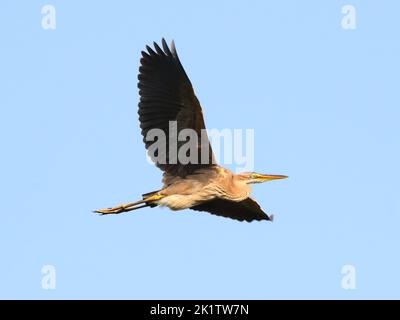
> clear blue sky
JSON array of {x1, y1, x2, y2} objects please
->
[{"x1": 1, "y1": 0, "x2": 399, "y2": 299}]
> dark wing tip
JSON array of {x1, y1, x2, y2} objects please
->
[
  {"x1": 243, "y1": 215, "x2": 271, "y2": 223},
  {"x1": 162, "y1": 38, "x2": 172, "y2": 56},
  {"x1": 145, "y1": 45, "x2": 156, "y2": 56},
  {"x1": 141, "y1": 50, "x2": 149, "y2": 57},
  {"x1": 144, "y1": 39, "x2": 176, "y2": 59},
  {"x1": 170, "y1": 39, "x2": 178, "y2": 57},
  {"x1": 153, "y1": 41, "x2": 165, "y2": 55}
]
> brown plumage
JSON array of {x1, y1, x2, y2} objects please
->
[{"x1": 95, "y1": 39, "x2": 287, "y2": 222}]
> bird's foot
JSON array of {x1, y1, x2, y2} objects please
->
[
  {"x1": 94, "y1": 201, "x2": 145, "y2": 215},
  {"x1": 94, "y1": 205, "x2": 127, "y2": 215}
]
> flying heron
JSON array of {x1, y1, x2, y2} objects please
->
[{"x1": 95, "y1": 39, "x2": 287, "y2": 222}]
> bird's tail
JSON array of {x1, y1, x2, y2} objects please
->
[
  {"x1": 141, "y1": 190, "x2": 161, "y2": 207},
  {"x1": 141, "y1": 190, "x2": 160, "y2": 197},
  {"x1": 94, "y1": 191, "x2": 164, "y2": 215}
]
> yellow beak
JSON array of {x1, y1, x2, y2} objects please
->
[{"x1": 257, "y1": 174, "x2": 288, "y2": 182}]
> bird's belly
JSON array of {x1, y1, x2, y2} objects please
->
[{"x1": 157, "y1": 194, "x2": 209, "y2": 211}]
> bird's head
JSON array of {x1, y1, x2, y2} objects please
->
[{"x1": 238, "y1": 172, "x2": 288, "y2": 184}]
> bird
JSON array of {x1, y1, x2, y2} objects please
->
[{"x1": 94, "y1": 39, "x2": 287, "y2": 222}]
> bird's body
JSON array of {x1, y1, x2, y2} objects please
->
[
  {"x1": 159, "y1": 167, "x2": 251, "y2": 210},
  {"x1": 95, "y1": 39, "x2": 287, "y2": 222}
]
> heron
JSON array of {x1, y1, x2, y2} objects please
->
[{"x1": 95, "y1": 39, "x2": 287, "y2": 222}]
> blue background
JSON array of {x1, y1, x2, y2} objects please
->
[{"x1": 0, "y1": 1, "x2": 399, "y2": 299}]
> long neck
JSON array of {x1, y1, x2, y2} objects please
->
[{"x1": 222, "y1": 172, "x2": 251, "y2": 201}]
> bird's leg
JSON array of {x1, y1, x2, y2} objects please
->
[
  {"x1": 94, "y1": 194, "x2": 164, "y2": 215},
  {"x1": 94, "y1": 200, "x2": 146, "y2": 214}
]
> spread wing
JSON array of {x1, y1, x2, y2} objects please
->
[
  {"x1": 138, "y1": 39, "x2": 215, "y2": 177},
  {"x1": 190, "y1": 197, "x2": 273, "y2": 222}
]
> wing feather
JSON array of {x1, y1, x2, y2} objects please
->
[
  {"x1": 190, "y1": 197, "x2": 273, "y2": 222},
  {"x1": 138, "y1": 39, "x2": 215, "y2": 177}
]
